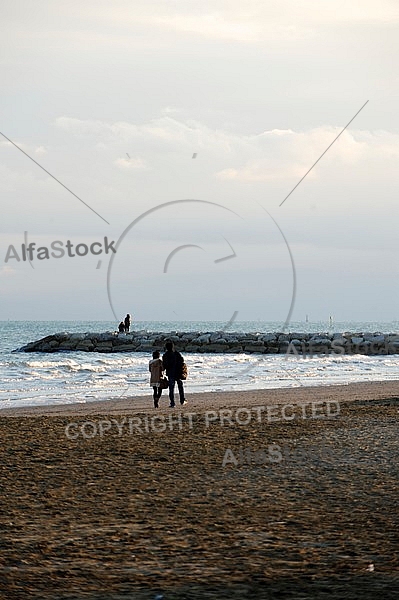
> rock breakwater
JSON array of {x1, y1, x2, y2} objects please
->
[{"x1": 16, "y1": 331, "x2": 399, "y2": 355}]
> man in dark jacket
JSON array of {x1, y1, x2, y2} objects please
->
[{"x1": 162, "y1": 341, "x2": 186, "y2": 407}]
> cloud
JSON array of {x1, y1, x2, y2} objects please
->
[
  {"x1": 161, "y1": 107, "x2": 182, "y2": 116},
  {"x1": 0, "y1": 266, "x2": 16, "y2": 277},
  {"x1": 0, "y1": 139, "x2": 28, "y2": 151},
  {"x1": 217, "y1": 163, "x2": 309, "y2": 182},
  {"x1": 1, "y1": 139, "x2": 48, "y2": 157},
  {"x1": 54, "y1": 114, "x2": 399, "y2": 185},
  {"x1": 34, "y1": 146, "x2": 47, "y2": 155},
  {"x1": 71, "y1": 1, "x2": 399, "y2": 44},
  {"x1": 114, "y1": 157, "x2": 148, "y2": 170},
  {"x1": 215, "y1": 127, "x2": 399, "y2": 182},
  {"x1": 150, "y1": 13, "x2": 260, "y2": 42},
  {"x1": 54, "y1": 115, "x2": 235, "y2": 152}
]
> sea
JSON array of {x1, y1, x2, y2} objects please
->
[{"x1": 1, "y1": 320, "x2": 399, "y2": 410}]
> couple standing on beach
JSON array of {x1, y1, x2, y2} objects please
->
[
  {"x1": 149, "y1": 341, "x2": 187, "y2": 408},
  {"x1": 118, "y1": 314, "x2": 131, "y2": 333}
]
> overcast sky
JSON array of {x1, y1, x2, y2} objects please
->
[{"x1": 1, "y1": 1, "x2": 398, "y2": 324}]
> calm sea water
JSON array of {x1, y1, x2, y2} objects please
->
[{"x1": 1, "y1": 320, "x2": 399, "y2": 410}]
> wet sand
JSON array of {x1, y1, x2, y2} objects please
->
[
  {"x1": 1, "y1": 382, "x2": 399, "y2": 599},
  {"x1": 2, "y1": 380, "x2": 399, "y2": 417}
]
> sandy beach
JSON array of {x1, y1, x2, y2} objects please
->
[{"x1": 1, "y1": 382, "x2": 399, "y2": 599}]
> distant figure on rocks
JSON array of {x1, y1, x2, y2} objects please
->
[
  {"x1": 124, "y1": 313, "x2": 131, "y2": 332},
  {"x1": 118, "y1": 321, "x2": 125, "y2": 333},
  {"x1": 162, "y1": 341, "x2": 186, "y2": 408},
  {"x1": 149, "y1": 350, "x2": 164, "y2": 408}
]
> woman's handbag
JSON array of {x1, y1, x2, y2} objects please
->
[
  {"x1": 180, "y1": 362, "x2": 188, "y2": 381},
  {"x1": 160, "y1": 377, "x2": 169, "y2": 389}
]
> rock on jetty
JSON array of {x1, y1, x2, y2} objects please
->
[{"x1": 16, "y1": 331, "x2": 399, "y2": 355}]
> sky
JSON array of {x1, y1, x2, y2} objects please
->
[{"x1": 1, "y1": 0, "x2": 399, "y2": 324}]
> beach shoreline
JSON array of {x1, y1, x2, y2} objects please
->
[{"x1": 1, "y1": 380, "x2": 398, "y2": 417}]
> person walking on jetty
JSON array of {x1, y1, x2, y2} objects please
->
[
  {"x1": 149, "y1": 350, "x2": 164, "y2": 408},
  {"x1": 124, "y1": 313, "x2": 131, "y2": 332},
  {"x1": 162, "y1": 341, "x2": 186, "y2": 408}
]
